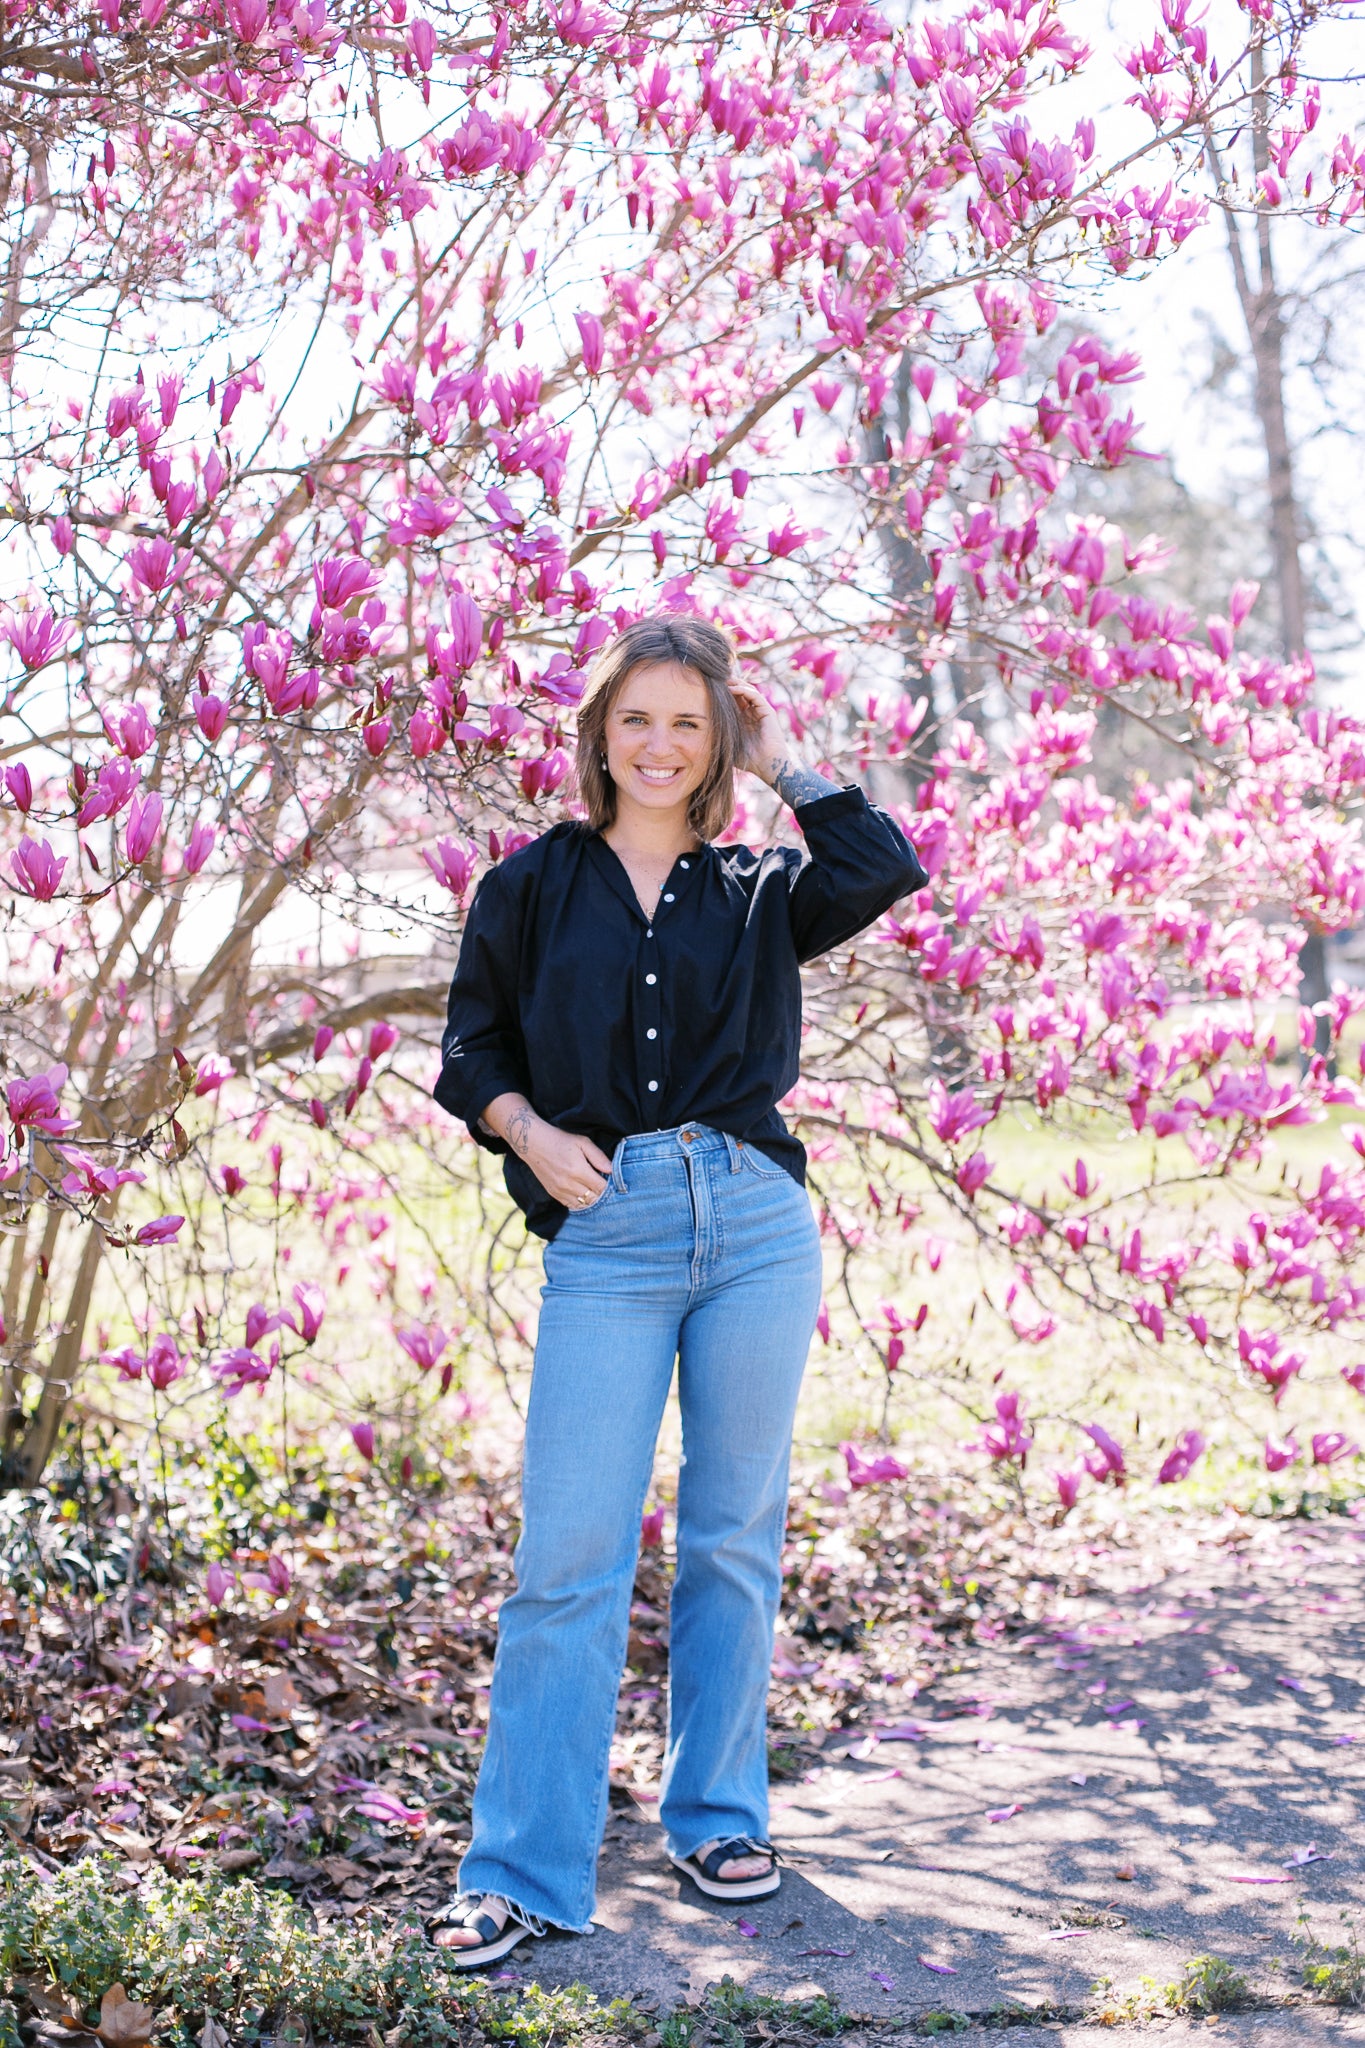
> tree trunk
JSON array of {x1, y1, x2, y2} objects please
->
[{"x1": 1211, "y1": 38, "x2": 1330, "y2": 1064}]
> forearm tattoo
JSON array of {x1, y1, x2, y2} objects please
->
[
  {"x1": 505, "y1": 1102, "x2": 537, "y2": 1159},
  {"x1": 770, "y1": 756, "x2": 842, "y2": 810}
]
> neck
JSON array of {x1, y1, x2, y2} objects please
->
[{"x1": 604, "y1": 794, "x2": 698, "y2": 861}]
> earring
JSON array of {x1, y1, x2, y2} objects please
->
[{"x1": 600, "y1": 754, "x2": 608, "y2": 768}]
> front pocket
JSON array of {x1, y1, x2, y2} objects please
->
[{"x1": 738, "y1": 1145, "x2": 788, "y2": 1182}]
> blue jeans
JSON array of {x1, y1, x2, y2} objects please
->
[{"x1": 459, "y1": 1123, "x2": 823, "y2": 1932}]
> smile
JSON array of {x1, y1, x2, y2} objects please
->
[{"x1": 635, "y1": 766, "x2": 683, "y2": 783}]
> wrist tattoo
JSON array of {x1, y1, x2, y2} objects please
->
[
  {"x1": 771, "y1": 756, "x2": 841, "y2": 810},
  {"x1": 506, "y1": 1104, "x2": 536, "y2": 1159}
]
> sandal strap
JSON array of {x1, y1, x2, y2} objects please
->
[
  {"x1": 432, "y1": 1892, "x2": 545, "y2": 1944},
  {"x1": 696, "y1": 1836, "x2": 779, "y2": 1883}
]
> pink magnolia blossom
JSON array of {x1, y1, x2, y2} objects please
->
[
  {"x1": 135, "y1": 1215, "x2": 184, "y2": 1245},
  {"x1": 124, "y1": 792, "x2": 164, "y2": 865},
  {"x1": 1311, "y1": 1432, "x2": 1358, "y2": 1466},
  {"x1": 842, "y1": 1441, "x2": 909, "y2": 1487},
  {"x1": 396, "y1": 1324, "x2": 449, "y2": 1370},
  {"x1": 575, "y1": 313, "x2": 605, "y2": 374},
  {"x1": 1157, "y1": 1429, "x2": 1206, "y2": 1484},
  {"x1": 145, "y1": 1333, "x2": 184, "y2": 1390},
  {"x1": 184, "y1": 822, "x2": 217, "y2": 874},
  {"x1": 11, "y1": 837, "x2": 67, "y2": 902},
  {"x1": 423, "y1": 836, "x2": 477, "y2": 897},
  {"x1": 212, "y1": 1347, "x2": 273, "y2": 1397},
  {"x1": 10, "y1": 1066, "x2": 78, "y2": 1136},
  {"x1": 3, "y1": 606, "x2": 72, "y2": 668},
  {"x1": 978, "y1": 1391, "x2": 1033, "y2": 1466},
  {"x1": 193, "y1": 1054, "x2": 234, "y2": 1096},
  {"x1": 194, "y1": 693, "x2": 228, "y2": 741},
  {"x1": 1081, "y1": 1423, "x2": 1126, "y2": 1483},
  {"x1": 293, "y1": 1282, "x2": 326, "y2": 1343},
  {"x1": 350, "y1": 1421, "x2": 376, "y2": 1461}
]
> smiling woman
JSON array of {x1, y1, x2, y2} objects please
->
[{"x1": 430, "y1": 611, "x2": 926, "y2": 1963}]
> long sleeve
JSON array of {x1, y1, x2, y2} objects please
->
[
  {"x1": 786, "y1": 785, "x2": 927, "y2": 964},
  {"x1": 432, "y1": 866, "x2": 530, "y2": 1152}
]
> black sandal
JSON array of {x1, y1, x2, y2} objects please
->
[
  {"x1": 427, "y1": 1892, "x2": 545, "y2": 1969},
  {"x1": 669, "y1": 1836, "x2": 782, "y2": 1900}
]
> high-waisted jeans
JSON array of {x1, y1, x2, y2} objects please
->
[{"x1": 458, "y1": 1123, "x2": 823, "y2": 1932}]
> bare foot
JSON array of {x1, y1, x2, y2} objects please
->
[
  {"x1": 432, "y1": 1894, "x2": 510, "y2": 1949},
  {"x1": 694, "y1": 1839, "x2": 772, "y2": 1881}
]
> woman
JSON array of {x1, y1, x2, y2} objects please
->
[{"x1": 430, "y1": 613, "x2": 925, "y2": 1965}]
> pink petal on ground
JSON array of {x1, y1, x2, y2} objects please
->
[
  {"x1": 918, "y1": 1958, "x2": 959, "y2": 1975},
  {"x1": 1219, "y1": 1871, "x2": 1291, "y2": 1884},
  {"x1": 798, "y1": 1948, "x2": 854, "y2": 1958},
  {"x1": 1284, "y1": 1846, "x2": 1332, "y2": 1867},
  {"x1": 1277, "y1": 1675, "x2": 1308, "y2": 1692},
  {"x1": 1047, "y1": 1930, "x2": 1090, "y2": 1940},
  {"x1": 986, "y1": 1804, "x2": 1023, "y2": 1822},
  {"x1": 736, "y1": 1919, "x2": 759, "y2": 1938}
]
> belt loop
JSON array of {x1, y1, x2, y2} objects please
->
[
  {"x1": 723, "y1": 1131, "x2": 742, "y2": 1174},
  {"x1": 612, "y1": 1139, "x2": 629, "y2": 1195}
]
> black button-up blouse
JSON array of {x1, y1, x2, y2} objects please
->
[{"x1": 433, "y1": 785, "x2": 926, "y2": 1238}]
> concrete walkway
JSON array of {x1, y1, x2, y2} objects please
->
[{"x1": 514, "y1": 1515, "x2": 1365, "y2": 2033}]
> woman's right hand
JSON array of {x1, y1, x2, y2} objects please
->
[
  {"x1": 523, "y1": 1123, "x2": 615, "y2": 1208},
  {"x1": 480, "y1": 1093, "x2": 614, "y2": 1208}
]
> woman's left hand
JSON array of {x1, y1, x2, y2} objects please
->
[{"x1": 728, "y1": 679, "x2": 789, "y2": 785}]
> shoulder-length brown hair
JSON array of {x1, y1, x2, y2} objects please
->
[{"x1": 575, "y1": 614, "x2": 743, "y2": 842}]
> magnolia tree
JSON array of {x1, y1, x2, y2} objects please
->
[{"x1": 2, "y1": 0, "x2": 1364, "y2": 1509}]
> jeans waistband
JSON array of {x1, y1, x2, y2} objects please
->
[{"x1": 614, "y1": 1124, "x2": 737, "y2": 1166}]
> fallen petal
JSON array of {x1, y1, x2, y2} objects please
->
[
  {"x1": 736, "y1": 1919, "x2": 759, "y2": 1938},
  {"x1": 918, "y1": 1958, "x2": 959, "y2": 1975}
]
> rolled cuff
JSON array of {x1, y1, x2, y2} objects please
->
[{"x1": 432, "y1": 1055, "x2": 526, "y2": 1152}]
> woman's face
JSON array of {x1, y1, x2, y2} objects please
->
[{"x1": 603, "y1": 661, "x2": 713, "y2": 818}]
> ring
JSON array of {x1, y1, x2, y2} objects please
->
[{"x1": 578, "y1": 1193, "x2": 591, "y2": 1206}]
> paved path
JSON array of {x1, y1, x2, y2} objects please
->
[{"x1": 514, "y1": 1515, "x2": 1365, "y2": 2032}]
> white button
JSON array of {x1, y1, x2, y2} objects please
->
[
  {"x1": 680, "y1": 860, "x2": 690, "y2": 869},
  {"x1": 647, "y1": 1080, "x2": 659, "y2": 1092},
  {"x1": 663, "y1": 893, "x2": 674, "y2": 902},
  {"x1": 646, "y1": 928, "x2": 653, "y2": 938},
  {"x1": 647, "y1": 1028, "x2": 657, "y2": 1040},
  {"x1": 645, "y1": 973, "x2": 657, "y2": 985}
]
